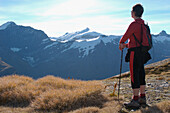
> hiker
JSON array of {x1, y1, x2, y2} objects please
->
[{"x1": 119, "y1": 4, "x2": 149, "y2": 108}]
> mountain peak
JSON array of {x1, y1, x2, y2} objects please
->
[
  {"x1": 159, "y1": 30, "x2": 168, "y2": 36},
  {"x1": 77, "y1": 27, "x2": 90, "y2": 34},
  {"x1": 0, "y1": 21, "x2": 16, "y2": 30}
]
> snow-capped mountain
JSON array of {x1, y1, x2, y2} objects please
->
[
  {"x1": 0, "y1": 21, "x2": 169, "y2": 80},
  {"x1": 153, "y1": 30, "x2": 170, "y2": 42},
  {"x1": 49, "y1": 28, "x2": 119, "y2": 57}
]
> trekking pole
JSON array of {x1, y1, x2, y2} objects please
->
[{"x1": 118, "y1": 50, "x2": 123, "y2": 102}]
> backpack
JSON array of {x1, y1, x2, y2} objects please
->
[
  {"x1": 133, "y1": 23, "x2": 153, "y2": 53},
  {"x1": 132, "y1": 23, "x2": 152, "y2": 64}
]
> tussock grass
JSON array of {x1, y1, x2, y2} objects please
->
[
  {"x1": 70, "y1": 96, "x2": 123, "y2": 113},
  {"x1": 0, "y1": 75, "x2": 34, "y2": 107},
  {"x1": 69, "y1": 107, "x2": 100, "y2": 113},
  {"x1": 31, "y1": 89, "x2": 104, "y2": 112},
  {"x1": 31, "y1": 76, "x2": 105, "y2": 112},
  {"x1": 0, "y1": 75, "x2": 105, "y2": 112},
  {"x1": 35, "y1": 76, "x2": 77, "y2": 89},
  {"x1": 134, "y1": 100, "x2": 170, "y2": 113},
  {"x1": 147, "y1": 62, "x2": 170, "y2": 75}
]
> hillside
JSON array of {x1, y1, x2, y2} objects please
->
[
  {"x1": 0, "y1": 58, "x2": 169, "y2": 113},
  {"x1": 103, "y1": 58, "x2": 170, "y2": 113},
  {"x1": 0, "y1": 58, "x2": 15, "y2": 75}
]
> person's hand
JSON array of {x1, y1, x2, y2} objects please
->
[{"x1": 119, "y1": 43, "x2": 126, "y2": 50}]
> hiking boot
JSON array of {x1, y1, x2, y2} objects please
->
[
  {"x1": 138, "y1": 97, "x2": 146, "y2": 105},
  {"x1": 124, "y1": 99, "x2": 140, "y2": 109}
]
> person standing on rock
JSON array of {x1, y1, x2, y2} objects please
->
[{"x1": 119, "y1": 4, "x2": 148, "y2": 108}]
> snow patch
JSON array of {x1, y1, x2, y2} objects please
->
[
  {"x1": 23, "y1": 57, "x2": 35, "y2": 64},
  {"x1": 0, "y1": 22, "x2": 15, "y2": 30},
  {"x1": 50, "y1": 27, "x2": 91, "y2": 42},
  {"x1": 60, "y1": 40, "x2": 69, "y2": 43},
  {"x1": 62, "y1": 36, "x2": 101, "y2": 57},
  {"x1": 50, "y1": 37, "x2": 58, "y2": 41},
  {"x1": 61, "y1": 34, "x2": 119, "y2": 57},
  {"x1": 41, "y1": 38, "x2": 50, "y2": 44},
  {"x1": 101, "y1": 35, "x2": 117, "y2": 45},
  {"x1": 76, "y1": 39, "x2": 84, "y2": 42},
  {"x1": 153, "y1": 36, "x2": 170, "y2": 43},
  {"x1": 10, "y1": 48, "x2": 22, "y2": 52},
  {"x1": 42, "y1": 38, "x2": 49, "y2": 42},
  {"x1": 86, "y1": 37, "x2": 99, "y2": 42},
  {"x1": 44, "y1": 42, "x2": 58, "y2": 49}
]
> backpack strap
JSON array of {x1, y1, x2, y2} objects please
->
[
  {"x1": 144, "y1": 25, "x2": 152, "y2": 47},
  {"x1": 146, "y1": 33, "x2": 152, "y2": 47},
  {"x1": 133, "y1": 33, "x2": 143, "y2": 47},
  {"x1": 141, "y1": 24, "x2": 143, "y2": 44}
]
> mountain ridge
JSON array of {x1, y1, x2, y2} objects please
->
[
  {"x1": 1, "y1": 21, "x2": 169, "y2": 38},
  {"x1": 0, "y1": 21, "x2": 170, "y2": 80}
]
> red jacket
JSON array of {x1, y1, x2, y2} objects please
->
[{"x1": 119, "y1": 18, "x2": 149, "y2": 49}]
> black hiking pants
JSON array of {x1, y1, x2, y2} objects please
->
[{"x1": 129, "y1": 47, "x2": 146, "y2": 89}]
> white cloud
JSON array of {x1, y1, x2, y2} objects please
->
[
  {"x1": 0, "y1": 16, "x2": 7, "y2": 19},
  {"x1": 0, "y1": 7, "x2": 4, "y2": 11},
  {"x1": 40, "y1": 0, "x2": 109, "y2": 16},
  {"x1": 21, "y1": 15, "x2": 131, "y2": 37},
  {"x1": 36, "y1": 0, "x2": 100, "y2": 16},
  {"x1": 2, "y1": 0, "x2": 169, "y2": 36},
  {"x1": 149, "y1": 20, "x2": 170, "y2": 25},
  {"x1": 35, "y1": 0, "x2": 129, "y2": 17}
]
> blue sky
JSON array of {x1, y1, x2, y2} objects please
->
[{"x1": 0, "y1": 0, "x2": 170, "y2": 37}]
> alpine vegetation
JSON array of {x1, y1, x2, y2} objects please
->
[{"x1": 0, "y1": 75, "x2": 105, "y2": 112}]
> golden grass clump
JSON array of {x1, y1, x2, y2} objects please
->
[
  {"x1": 69, "y1": 96, "x2": 123, "y2": 113},
  {"x1": 0, "y1": 75, "x2": 34, "y2": 107},
  {"x1": 0, "y1": 74, "x2": 33, "y2": 90},
  {"x1": 35, "y1": 75, "x2": 77, "y2": 89},
  {"x1": 69, "y1": 107, "x2": 100, "y2": 113},
  {"x1": 134, "y1": 100, "x2": 170, "y2": 113},
  {"x1": 0, "y1": 75, "x2": 105, "y2": 112},
  {"x1": 31, "y1": 79, "x2": 105, "y2": 112},
  {"x1": 146, "y1": 61, "x2": 170, "y2": 75}
]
